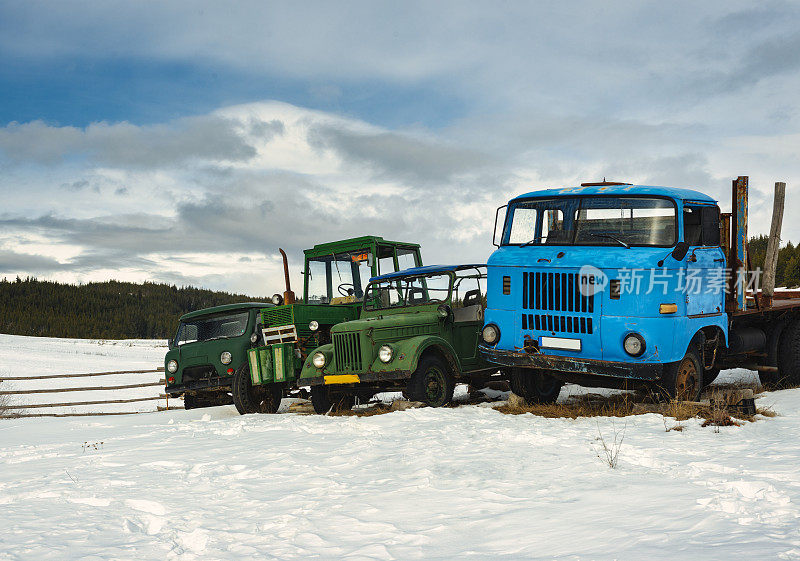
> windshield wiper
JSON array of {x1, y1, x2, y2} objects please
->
[
  {"x1": 587, "y1": 233, "x2": 630, "y2": 248},
  {"x1": 519, "y1": 237, "x2": 541, "y2": 247}
]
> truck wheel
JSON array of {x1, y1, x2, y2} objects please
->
[
  {"x1": 659, "y1": 347, "x2": 703, "y2": 401},
  {"x1": 777, "y1": 319, "x2": 800, "y2": 388},
  {"x1": 408, "y1": 354, "x2": 455, "y2": 407},
  {"x1": 232, "y1": 363, "x2": 282, "y2": 415},
  {"x1": 510, "y1": 368, "x2": 562, "y2": 404},
  {"x1": 310, "y1": 386, "x2": 355, "y2": 414}
]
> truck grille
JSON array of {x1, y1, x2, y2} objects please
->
[
  {"x1": 521, "y1": 271, "x2": 595, "y2": 334},
  {"x1": 333, "y1": 332, "x2": 362, "y2": 372}
]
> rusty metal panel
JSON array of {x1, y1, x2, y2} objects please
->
[{"x1": 734, "y1": 176, "x2": 749, "y2": 311}]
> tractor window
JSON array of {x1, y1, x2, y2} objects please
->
[
  {"x1": 306, "y1": 250, "x2": 374, "y2": 304},
  {"x1": 396, "y1": 247, "x2": 418, "y2": 270},
  {"x1": 377, "y1": 245, "x2": 396, "y2": 275}
]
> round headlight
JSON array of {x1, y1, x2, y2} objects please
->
[
  {"x1": 378, "y1": 345, "x2": 393, "y2": 363},
  {"x1": 167, "y1": 360, "x2": 178, "y2": 373},
  {"x1": 250, "y1": 333, "x2": 258, "y2": 344},
  {"x1": 623, "y1": 333, "x2": 645, "y2": 357},
  {"x1": 309, "y1": 320, "x2": 319, "y2": 331},
  {"x1": 220, "y1": 351, "x2": 232, "y2": 365},
  {"x1": 312, "y1": 352, "x2": 326, "y2": 369},
  {"x1": 271, "y1": 293, "x2": 284, "y2": 305},
  {"x1": 482, "y1": 324, "x2": 500, "y2": 345}
]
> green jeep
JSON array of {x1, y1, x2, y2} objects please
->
[
  {"x1": 299, "y1": 264, "x2": 494, "y2": 412},
  {"x1": 164, "y1": 302, "x2": 271, "y2": 409},
  {"x1": 233, "y1": 236, "x2": 423, "y2": 414}
]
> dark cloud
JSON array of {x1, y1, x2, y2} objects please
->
[{"x1": 307, "y1": 124, "x2": 493, "y2": 185}]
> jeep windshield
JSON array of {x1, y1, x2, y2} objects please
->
[
  {"x1": 174, "y1": 312, "x2": 250, "y2": 346},
  {"x1": 503, "y1": 196, "x2": 677, "y2": 247},
  {"x1": 363, "y1": 274, "x2": 451, "y2": 311}
]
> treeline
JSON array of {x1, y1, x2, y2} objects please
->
[
  {"x1": 748, "y1": 236, "x2": 800, "y2": 288},
  {"x1": 0, "y1": 277, "x2": 263, "y2": 340}
]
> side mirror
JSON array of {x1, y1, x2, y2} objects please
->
[
  {"x1": 671, "y1": 241, "x2": 690, "y2": 261},
  {"x1": 493, "y1": 205, "x2": 508, "y2": 247}
]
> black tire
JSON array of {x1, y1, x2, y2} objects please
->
[
  {"x1": 659, "y1": 347, "x2": 703, "y2": 401},
  {"x1": 407, "y1": 354, "x2": 455, "y2": 407},
  {"x1": 310, "y1": 386, "x2": 355, "y2": 414},
  {"x1": 232, "y1": 362, "x2": 282, "y2": 415},
  {"x1": 183, "y1": 393, "x2": 199, "y2": 410},
  {"x1": 509, "y1": 368, "x2": 562, "y2": 404},
  {"x1": 777, "y1": 319, "x2": 800, "y2": 388}
]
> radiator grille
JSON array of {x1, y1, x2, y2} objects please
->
[
  {"x1": 333, "y1": 332, "x2": 362, "y2": 372},
  {"x1": 522, "y1": 271, "x2": 594, "y2": 313},
  {"x1": 521, "y1": 313, "x2": 593, "y2": 334}
]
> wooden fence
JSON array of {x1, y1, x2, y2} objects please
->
[{"x1": 0, "y1": 367, "x2": 181, "y2": 418}]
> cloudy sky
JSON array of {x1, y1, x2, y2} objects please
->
[{"x1": 1, "y1": 1, "x2": 798, "y2": 295}]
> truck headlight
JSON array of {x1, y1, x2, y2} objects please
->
[
  {"x1": 378, "y1": 345, "x2": 393, "y2": 363},
  {"x1": 220, "y1": 351, "x2": 232, "y2": 365},
  {"x1": 271, "y1": 293, "x2": 284, "y2": 305},
  {"x1": 482, "y1": 324, "x2": 500, "y2": 345},
  {"x1": 250, "y1": 333, "x2": 258, "y2": 343},
  {"x1": 312, "y1": 352, "x2": 326, "y2": 369},
  {"x1": 309, "y1": 320, "x2": 319, "y2": 331},
  {"x1": 623, "y1": 333, "x2": 646, "y2": 357},
  {"x1": 167, "y1": 360, "x2": 178, "y2": 373}
]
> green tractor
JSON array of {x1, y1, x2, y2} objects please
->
[{"x1": 233, "y1": 236, "x2": 423, "y2": 414}]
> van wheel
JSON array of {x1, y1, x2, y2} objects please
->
[
  {"x1": 310, "y1": 386, "x2": 355, "y2": 414},
  {"x1": 660, "y1": 347, "x2": 703, "y2": 401},
  {"x1": 777, "y1": 319, "x2": 800, "y2": 388},
  {"x1": 408, "y1": 355, "x2": 455, "y2": 407},
  {"x1": 510, "y1": 368, "x2": 562, "y2": 404},
  {"x1": 232, "y1": 363, "x2": 282, "y2": 415}
]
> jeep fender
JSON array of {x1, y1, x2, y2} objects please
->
[{"x1": 369, "y1": 335, "x2": 461, "y2": 377}]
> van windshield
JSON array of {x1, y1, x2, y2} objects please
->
[
  {"x1": 175, "y1": 312, "x2": 250, "y2": 346},
  {"x1": 503, "y1": 196, "x2": 677, "y2": 247}
]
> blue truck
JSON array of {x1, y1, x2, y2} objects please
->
[{"x1": 480, "y1": 178, "x2": 795, "y2": 402}]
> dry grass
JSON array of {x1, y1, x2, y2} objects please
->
[
  {"x1": 495, "y1": 392, "x2": 639, "y2": 419},
  {"x1": 327, "y1": 403, "x2": 394, "y2": 417}
]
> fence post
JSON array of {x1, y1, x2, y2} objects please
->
[{"x1": 762, "y1": 182, "x2": 786, "y2": 308}]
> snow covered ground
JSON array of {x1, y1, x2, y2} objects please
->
[{"x1": 1, "y1": 336, "x2": 799, "y2": 560}]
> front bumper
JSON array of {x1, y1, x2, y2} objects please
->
[
  {"x1": 479, "y1": 345, "x2": 664, "y2": 381},
  {"x1": 165, "y1": 376, "x2": 232, "y2": 395},
  {"x1": 301, "y1": 369, "x2": 413, "y2": 386}
]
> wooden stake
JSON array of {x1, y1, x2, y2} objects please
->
[{"x1": 762, "y1": 182, "x2": 786, "y2": 307}]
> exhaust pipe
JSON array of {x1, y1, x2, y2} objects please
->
[{"x1": 279, "y1": 248, "x2": 296, "y2": 305}]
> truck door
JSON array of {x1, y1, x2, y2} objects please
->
[{"x1": 684, "y1": 204, "x2": 725, "y2": 316}]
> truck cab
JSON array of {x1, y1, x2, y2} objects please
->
[
  {"x1": 480, "y1": 183, "x2": 727, "y2": 401},
  {"x1": 164, "y1": 302, "x2": 271, "y2": 408}
]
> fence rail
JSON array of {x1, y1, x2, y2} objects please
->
[
  {"x1": 0, "y1": 368, "x2": 164, "y2": 381},
  {"x1": 0, "y1": 367, "x2": 176, "y2": 418}
]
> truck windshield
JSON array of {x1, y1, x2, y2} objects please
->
[
  {"x1": 363, "y1": 274, "x2": 451, "y2": 311},
  {"x1": 175, "y1": 312, "x2": 250, "y2": 346},
  {"x1": 503, "y1": 196, "x2": 677, "y2": 247}
]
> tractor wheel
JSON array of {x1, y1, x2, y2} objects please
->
[
  {"x1": 777, "y1": 319, "x2": 800, "y2": 388},
  {"x1": 509, "y1": 368, "x2": 562, "y2": 404},
  {"x1": 232, "y1": 362, "x2": 282, "y2": 415},
  {"x1": 659, "y1": 347, "x2": 703, "y2": 401},
  {"x1": 407, "y1": 354, "x2": 455, "y2": 407},
  {"x1": 310, "y1": 386, "x2": 355, "y2": 414}
]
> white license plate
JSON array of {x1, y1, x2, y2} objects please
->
[{"x1": 540, "y1": 336, "x2": 582, "y2": 351}]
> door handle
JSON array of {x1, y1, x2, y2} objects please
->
[{"x1": 713, "y1": 258, "x2": 725, "y2": 263}]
